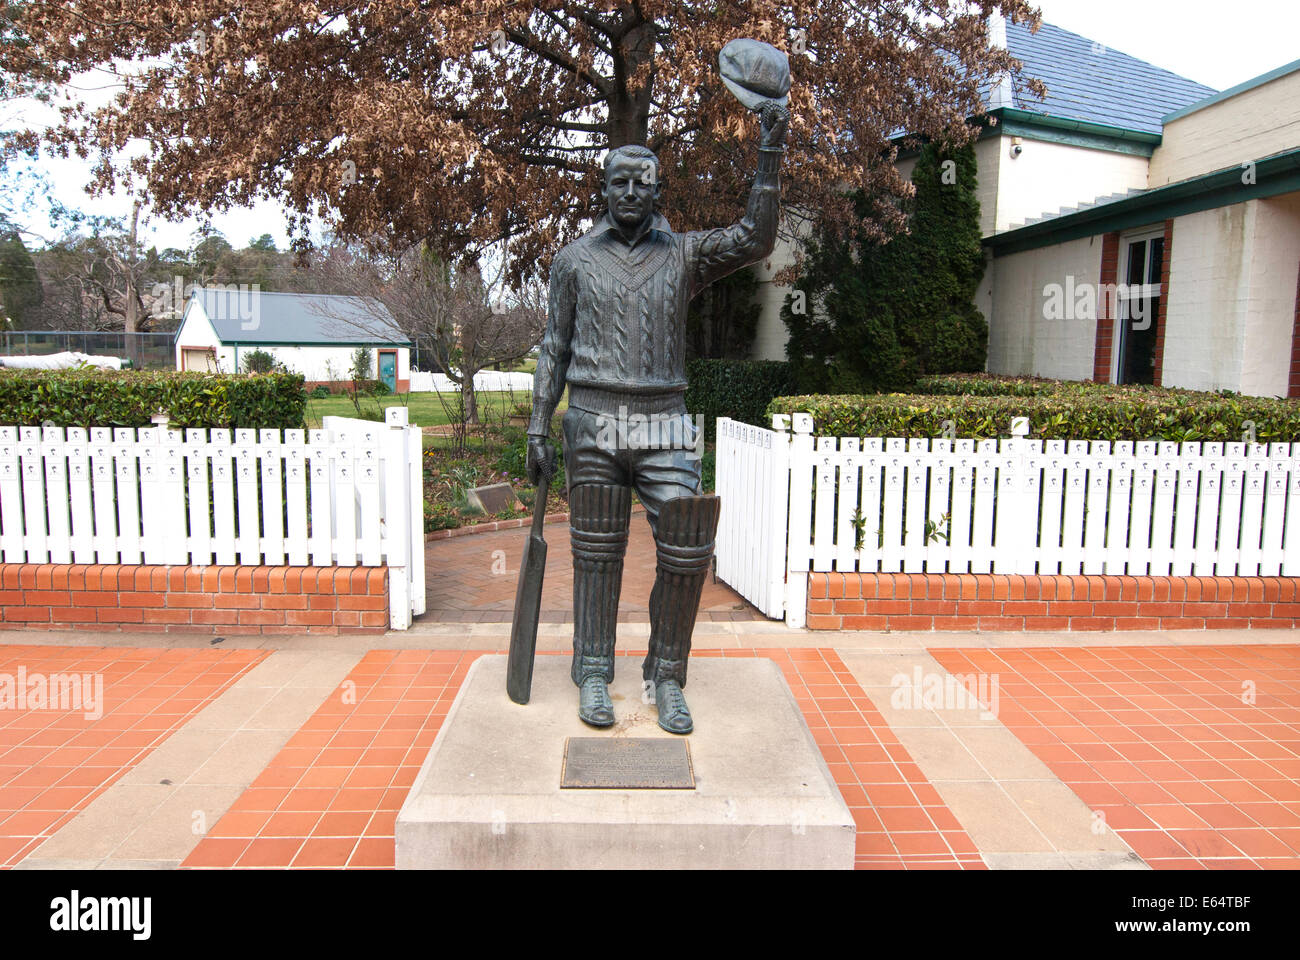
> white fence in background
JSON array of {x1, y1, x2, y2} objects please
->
[
  {"x1": 408, "y1": 370, "x2": 534, "y2": 393},
  {"x1": 0, "y1": 409, "x2": 426, "y2": 629},
  {"x1": 715, "y1": 414, "x2": 1300, "y2": 627}
]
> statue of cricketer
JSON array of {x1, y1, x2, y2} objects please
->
[{"x1": 526, "y1": 40, "x2": 789, "y2": 734}]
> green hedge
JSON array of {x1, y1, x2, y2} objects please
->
[
  {"x1": 0, "y1": 369, "x2": 307, "y2": 429},
  {"x1": 685, "y1": 359, "x2": 795, "y2": 437},
  {"x1": 767, "y1": 391, "x2": 1300, "y2": 442},
  {"x1": 913, "y1": 373, "x2": 1113, "y2": 397}
]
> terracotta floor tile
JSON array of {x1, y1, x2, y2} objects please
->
[
  {"x1": 262, "y1": 811, "x2": 323, "y2": 837},
  {"x1": 1187, "y1": 803, "x2": 1267, "y2": 829},
  {"x1": 0, "y1": 645, "x2": 265, "y2": 867},
  {"x1": 348, "y1": 837, "x2": 395, "y2": 868},
  {"x1": 235, "y1": 837, "x2": 305, "y2": 868},
  {"x1": 891, "y1": 832, "x2": 952, "y2": 856},
  {"x1": 1167, "y1": 829, "x2": 1246, "y2": 859},
  {"x1": 207, "y1": 812, "x2": 271, "y2": 839},
  {"x1": 1217, "y1": 829, "x2": 1296, "y2": 858},
  {"x1": 875, "y1": 806, "x2": 937, "y2": 832},
  {"x1": 1116, "y1": 781, "x2": 1177, "y2": 805},
  {"x1": 0, "y1": 808, "x2": 65, "y2": 837},
  {"x1": 292, "y1": 836, "x2": 358, "y2": 868},
  {"x1": 931, "y1": 644, "x2": 1300, "y2": 870},
  {"x1": 1235, "y1": 803, "x2": 1300, "y2": 828},
  {"x1": 1252, "y1": 780, "x2": 1300, "y2": 802},
  {"x1": 1093, "y1": 805, "x2": 1158, "y2": 830},
  {"x1": 851, "y1": 762, "x2": 906, "y2": 785},
  {"x1": 281, "y1": 788, "x2": 337, "y2": 812},
  {"x1": 250, "y1": 767, "x2": 304, "y2": 790},
  {"x1": 313, "y1": 812, "x2": 374, "y2": 837},
  {"x1": 363, "y1": 811, "x2": 398, "y2": 837},
  {"x1": 184, "y1": 837, "x2": 250, "y2": 868},
  {"x1": 847, "y1": 806, "x2": 889, "y2": 832},
  {"x1": 1161, "y1": 780, "x2": 1230, "y2": 805}
]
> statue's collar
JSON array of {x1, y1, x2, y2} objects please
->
[{"x1": 587, "y1": 211, "x2": 673, "y2": 246}]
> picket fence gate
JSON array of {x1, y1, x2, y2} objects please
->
[
  {"x1": 0, "y1": 408, "x2": 426, "y2": 629},
  {"x1": 715, "y1": 414, "x2": 1300, "y2": 627}
]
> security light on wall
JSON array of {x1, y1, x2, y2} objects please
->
[{"x1": 1010, "y1": 137, "x2": 1023, "y2": 159}]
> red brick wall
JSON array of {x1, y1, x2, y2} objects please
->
[
  {"x1": 1151, "y1": 220, "x2": 1174, "y2": 387},
  {"x1": 1093, "y1": 231, "x2": 1122, "y2": 382},
  {"x1": 0, "y1": 564, "x2": 388, "y2": 635},
  {"x1": 807, "y1": 573, "x2": 1300, "y2": 631}
]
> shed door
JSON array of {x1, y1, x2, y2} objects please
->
[
  {"x1": 378, "y1": 351, "x2": 397, "y2": 391},
  {"x1": 182, "y1": 348, "x2": 217, "y2": 372}
]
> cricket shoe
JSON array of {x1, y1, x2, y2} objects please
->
[
  {"x1": 655, "y1": 679, "x2": 693, "y2": 735},
  {"x1": 578, "y1": 675, "x2": 615, "y2": 728}
]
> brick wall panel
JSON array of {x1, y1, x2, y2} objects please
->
[
  {"x1": 811, "y1": 573, "x2": 1300, "y2": 632},
  {"x1": 0, "y1": 564, "x2": 390, "y2": 635}
]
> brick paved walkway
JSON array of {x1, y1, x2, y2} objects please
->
[
  {"x1": 2, "y1": 629, "x2": 1297, "y2": 870},
  {"x1": 0, "y1": 646, "x2": 266, "y2": 866},
  {"x1": 931, "y1": 644, "x2": 1300, "y2": 869},
  {"x1": 422, "y1": 515, "x2": 763, "y2": 623}
]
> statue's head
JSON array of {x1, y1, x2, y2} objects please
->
[{"x1": 602, "y1": 144, "x2": 661, "y2": 231}]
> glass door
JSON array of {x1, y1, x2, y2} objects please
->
[{"x1": 1113, "y1": 230, "x2": 1165, "y2": 385}]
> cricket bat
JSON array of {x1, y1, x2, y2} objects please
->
[{"x1": 507, "y1": 471, "x2": 550, "y2": 704}]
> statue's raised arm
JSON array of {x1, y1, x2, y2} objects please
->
[{"x1": 688, "y1": 100, "x2": 788, "y2": 295}]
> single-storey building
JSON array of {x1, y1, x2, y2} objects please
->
[
  {"x1": 753, "y1": 18, "x2": 1300, "y2": 397},
  {"x1": 175, "y1": 288, "x2": 412, "y2": 392}
]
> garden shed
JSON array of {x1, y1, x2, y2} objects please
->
[{"x1": 174, "y1": 287, "x2": 412, "y2": 392}]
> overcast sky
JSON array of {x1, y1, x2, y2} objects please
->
[
  {"x1": 1031, "y1": 0, "x2": 1298, "y2": 90},
  {"x1": 20, "y1": 0, "x2": 1300, "y2": 253}
]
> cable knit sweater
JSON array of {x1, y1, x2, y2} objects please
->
[{"x1": 529, "y1": 152, "x2": 781, "y2": 436}]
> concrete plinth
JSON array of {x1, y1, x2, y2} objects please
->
[{"x1": 396, "y1": 655, "x2": 855, "y2": 869}]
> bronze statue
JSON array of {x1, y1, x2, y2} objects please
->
[{"x1": 525, "y1": 40, "x2": 789, "y2": 734}]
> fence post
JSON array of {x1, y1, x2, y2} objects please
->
[
  {"x1": 41, "y1": 425, "x2": 71, "y2": 564},
  {"x1": 767, "y1": 415, "x2": 793, "y2": 620},
  {"x1": 1004, "y1": 416, "x2": 1033, "y2": 574},
  {"x1": 383, "y1": 406, "x2": 412, "y2": 630},
  {"x1": 714, "y1": 418, "x2": 734, "y2": 592},
  {"x1": 140, "y1": 423, "x2": 164, "y2": 564},
  {"x1": 785, "y1": 413, "x2": 815, "y2": 627},
  {"x1": 408, "y1": 420, "x2": 426, "y2": 617}
]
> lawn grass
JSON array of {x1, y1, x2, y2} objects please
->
[
  {"x1": 498, "y1": 357, "x2": 537, "y2": 374},
  {"x1": 305, "y1": 389, "x2": 532, "y2": 429}
]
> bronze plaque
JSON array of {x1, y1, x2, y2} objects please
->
[{"x1": 560, "y1": 737, "x2": 695, "y2": 789}]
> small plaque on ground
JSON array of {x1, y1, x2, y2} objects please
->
[
  {"x1": 561, "y1": 737, "x2": 695, "y2": 789},
  {"x1": 467, "y1": 482, "x2": 521, "y2": 515}
]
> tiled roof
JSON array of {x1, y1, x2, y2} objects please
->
[
  {"x1": 192, "y1": 289, "x2": 407, "y2": 345},
  {"x1": 1002, "y1": 21, "x2": 1217, "y2": 134}
]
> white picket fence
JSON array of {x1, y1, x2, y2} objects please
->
[
  {"x1": 0, "y1": 409, "x2": 426, "y2": 629},
  {"x1": 716, "y1": 414, "x2": 1300, "y2": 627}
]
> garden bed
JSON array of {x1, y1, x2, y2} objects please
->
[{"x1": 422, "y1": 438, "x2": 554, "y2": 532}]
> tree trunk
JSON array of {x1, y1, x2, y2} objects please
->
[
  {"x1": 462, "y1": 374, "x2": 479, "y2": 425},
  {"x1": 124, "y1": 201, "x2": 142, "y2": 367},
  {"x1": 607, "y1": 20, "x2": 657, "y2": 148}
]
